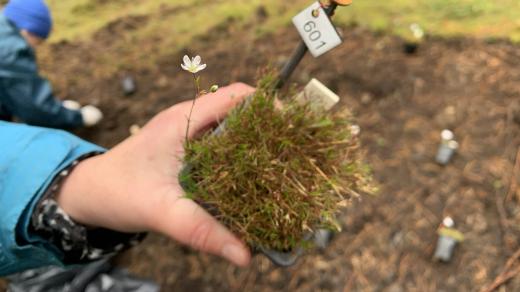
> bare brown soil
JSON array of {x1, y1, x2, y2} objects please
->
[{"x1": 2, "y1": 15, "x2": 520, "y2": 292}]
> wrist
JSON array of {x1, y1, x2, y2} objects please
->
[
  {"x1": 55, "y1": 155, "x2": 105, "y2": 228},
  {"x1": 33, "y1": 152, "x2": 147, "y2": 263},
  {"x1": 54, "y1": 149, "x2": 153, "y2": 234}
]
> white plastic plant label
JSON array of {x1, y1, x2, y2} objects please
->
[
  {"x1": 294, "y1": 78, "x2": 340, "y2": 111},
  {"x1": 292, "y1": 2, "x2": 343, "y2": 57}
]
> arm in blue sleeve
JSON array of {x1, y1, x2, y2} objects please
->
[
  {"x1": 0, "y1": 75, "x2": 84, "y2": 129},
  {"x1": 0, "y1": 121, "x2": 105, "y2": 276}
]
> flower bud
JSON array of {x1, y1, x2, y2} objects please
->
[{"x1": 210, "y1": 85, "x2": 219, "y2": 93}]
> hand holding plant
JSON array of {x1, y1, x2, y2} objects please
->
[
  {"x1": 55, "y1": 83, "x2": 256, "y2": 267},
  {"x1": 183, "y1": 73, "x2": 375, "y2": 253}
]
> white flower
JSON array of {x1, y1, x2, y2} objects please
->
[
  {"x1": 181, "y1": 55, "x2": 207, "y2": 74},
  {"x1": 410, "y1": 23, "x2": 424, "y2": 40}
]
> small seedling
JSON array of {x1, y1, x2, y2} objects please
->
[{"x1": 180, "y1": 55, "x2": 217, "y2": 142}]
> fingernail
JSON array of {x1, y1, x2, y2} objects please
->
[{"x1": 222, "y1": 243, "x2": 249, "y2": 266}]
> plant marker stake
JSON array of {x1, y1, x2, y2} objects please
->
[
  {"x1": 122, "y1": 76, "x2": 137, "y2": 96},
  {"x1": 276, "y1": 1, "x2": 346, "y2": 89},
  {"x1": 433, "y1": 217, "x2": 464, "y2": 262},
  {"x1": 436, "y1": 129, "x2": 459, "y2": 165}
]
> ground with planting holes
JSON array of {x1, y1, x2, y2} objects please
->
[{"x1": 2, "y1": 5, "x2": 520, "y2": 292}]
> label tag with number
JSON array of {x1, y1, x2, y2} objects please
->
[{"x1": 292, "y1": 2, "x2": 343, "y2": 57}]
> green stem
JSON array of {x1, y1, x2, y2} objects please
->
[{"x1": 185, "y1": 74, "x2": 201, "y2": 143}]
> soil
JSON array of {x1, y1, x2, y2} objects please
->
[{"x1": 2, "y1": 16, "x2": 520, "y2": 292}]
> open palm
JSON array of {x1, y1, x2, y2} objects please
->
[{"x1": 57, "y1": 83, "x2": 255, "y2": 266}]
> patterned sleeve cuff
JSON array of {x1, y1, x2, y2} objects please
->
[{"x1": 30, "y1": 152, "x2": 146, "y2": 265}]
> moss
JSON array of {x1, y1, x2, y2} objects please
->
[{"x1": 182, "y1": 75, "x2": 375, "y2": 251}]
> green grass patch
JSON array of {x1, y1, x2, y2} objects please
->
[
  {"x1": 47, "y1": 0, "x2": 520, "y2": 44},
  {"x1": 337, "y1": 0, "x2": 520, "y2": 40}
]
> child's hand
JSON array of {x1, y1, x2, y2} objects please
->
[{"x1": 56, "y1": 83, "x2": 255, "y2": 266}]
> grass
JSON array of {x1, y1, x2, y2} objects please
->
[
  {"x1": 46, "y1": 0, "x2": 290, "y2": 43},
  {"x1": 34, "y1": 0, "x2": 520, "y2": 78},
  {"x1": 338, "y1": 0, "x2": 520, "y2": 42},
  {"x1": 46, "y1": 0, "x2": 520, "y2": 44},
  {"x1": 182, "y1": 73, "x2": 375, "y2": 251}
]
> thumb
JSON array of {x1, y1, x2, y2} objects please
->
[
  {"x1": 176, "y1": 82, "x2": 255, "y2": 138},
  {"x1": 155, "y1": 192, "x2": 251, "y2": 266}
]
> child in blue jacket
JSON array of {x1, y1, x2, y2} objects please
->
[
  {"x1": 0, "y1": 82, "x2": 255, "y2": 276},
  {"x1": 0, "y1": 0, "x2": 102, "y2": 128}
]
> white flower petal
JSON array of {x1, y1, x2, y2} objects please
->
[
  {"x1": 183, "y1": 55, "x2": 191, "y2": 66},
  {"x1": 193, "y1": 56, "x2": 201, "y2": 66},
  {"x1": 181, "y1": 64, "x2": 189, "y2": 71},
  {"x1": 198, "y1": 64, "x2": 207, "y2": 71}
]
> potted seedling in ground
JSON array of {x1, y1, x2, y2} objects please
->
[
  {"x1": 180, "y1": 1, "x2": 375, "y2": 266},
  {"x1": 403, "y1": 23, "x2": 425, "y2": 55},
  {"x1": 436, "y1": 129, "x2": 459, "y2": 165},
  {"x1": 433, "y1": 217, "x2": 464, "y2": 262}
]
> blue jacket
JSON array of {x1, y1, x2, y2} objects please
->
[
  {"x1": 0, "y1": 15, "x2": 84, "y2": 128},
  {"x1": 0, "y1": 121, "x2": 104, "y2": 276}
]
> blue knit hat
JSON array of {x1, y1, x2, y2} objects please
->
[{"x1": 3, "y1": 0, "x2": 53, "y2": 39}]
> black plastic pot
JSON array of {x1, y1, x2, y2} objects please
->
[
  {"x1": 259, "y1": 229, "x2": 334, "y2": 267},
  {"x1": 403, "y1": 42, "x2": 419, "y2": 55}
]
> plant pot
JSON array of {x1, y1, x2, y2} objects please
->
[
  {"x1": 433, "y1": 235, "x2": 457, "y2": 262},
  {"x1": 259, "y1": 228, "x2": 334, "y2": 267},
  {"x1": 403, "y1": 42, "x2": 419, "y2": 55},
  {"x1": 121, "y1": 76, "x2": 137, "y2": 96}
]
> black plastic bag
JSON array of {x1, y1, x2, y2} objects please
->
[{"x1": 7, "y1": 257, "x2": 159, "y2": 292}]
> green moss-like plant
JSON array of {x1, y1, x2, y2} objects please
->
[{"x1": 182, "y1": 74, "x2": 374, "y2": 251}]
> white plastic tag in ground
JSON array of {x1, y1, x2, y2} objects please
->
[
  {"x1": 293, "y1": 2, "x2": 343, "y2": 57},
  {"x1": 294, "y1": 78, "x2": 340, "y2": 111}
]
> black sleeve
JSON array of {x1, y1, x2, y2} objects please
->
[{"x1": 30, "y1": 153, "x2": 146, "y2": 265}]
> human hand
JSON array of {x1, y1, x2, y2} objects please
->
[{"x1": 56, "y1": 83, "x2": 255, "y2": 266}]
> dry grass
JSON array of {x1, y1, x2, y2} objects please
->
[{"x1": 182, "y1": 74, "x2": 375, "y2": 251}]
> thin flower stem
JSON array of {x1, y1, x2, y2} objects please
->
[{"x1": 185, "y1": 74, "x2": 201, "y2": 142}]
